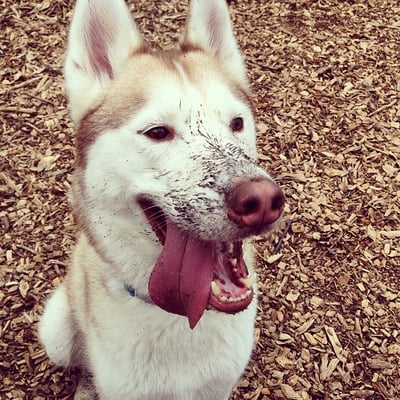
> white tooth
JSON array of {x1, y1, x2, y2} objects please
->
[
  {"x1": 227, "y1": 243, "x2": 234, "y2": 254},
  {"x1": 240, "y1": 273, "x2": 257, "y2": 288},
  {"x1": 230, "y1": 258, "x2": 237, "y2": 267},
  {"x1": 211, "y1": 281, "x2": 222, "y2": 296},
  {"x1": 228, "y1": 297, "x2": 234, "y2": 303},
  {"x1": 220, "y1": 295, "x2": 228, "y2": 302}
]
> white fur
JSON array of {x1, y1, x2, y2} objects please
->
[
  {"x1": 38, "y1": 1, "x2": 274, "y2": 399},
  {"x1": 38, "y1": 284, "x2": 75, "y2": 367}
]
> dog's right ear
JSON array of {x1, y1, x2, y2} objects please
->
[{"x1": 65, "y1": 0, "x2": 145, "y2": 124}]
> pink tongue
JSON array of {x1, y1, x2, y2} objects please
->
[{"x1": 148, "y1": 221, "x2": 215, "y2": 329}]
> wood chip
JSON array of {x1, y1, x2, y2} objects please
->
[{"x1": 2, "y1": 1, "x2": 400, "y2": 400}]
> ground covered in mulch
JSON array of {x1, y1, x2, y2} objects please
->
[{"x1": 1, "y1": 0, "x2": 399, "y2": 399}]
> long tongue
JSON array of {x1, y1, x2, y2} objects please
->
[{"x1": 148, "y1": 221, "x2": 214, "y2": 328}]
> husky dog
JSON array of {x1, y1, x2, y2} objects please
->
[{"x1": 38, "y1": 0, "x2": 285, "y2": 399}]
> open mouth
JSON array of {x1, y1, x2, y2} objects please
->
[
  {"x1": 138, "y1": 198, "x2": 255, "y2": 328},
  {"x1": 209, "y1": 241, "x2": 255, "y2": 313}
]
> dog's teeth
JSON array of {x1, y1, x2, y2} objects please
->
[
  {"x1": 243, "y1": 290, "x2": 252, "y2": 300},
  {"x1": 227, "y1": 243, "x2": 234, "y2": 254},
  {"x1": 211, "y1": 281, "x2": 222, "y2": 296},
  {"x1": 240, "y1": 273, "x2": 257, "y2": 288},
  {"x1": 230, "y1": 258, "x2": 237, "y2": 267},
  {"x1": 218, "y1": 291, "x2": 253, "y2": 304}
]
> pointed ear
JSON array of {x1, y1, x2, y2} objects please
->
[
  {"x1": 181, "y1": 0, "x2": 247, "y2": 83},
  {"x1": 65, "y1": 0, "x2": 145, "y2": 124}
]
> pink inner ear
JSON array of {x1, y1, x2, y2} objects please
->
[{"x1": 86, "y1": 13, "x2": 114, "y2": 79}]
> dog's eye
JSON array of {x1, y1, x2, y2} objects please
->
[
  {"x1": 230, "y1": 117, "x2": 244, "y2": 133},
  {"x1": 143, "y1": 126, "x2": 173, "y2": 140}
]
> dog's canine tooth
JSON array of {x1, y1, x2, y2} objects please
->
[
  {"x1": 241, "y1": 291, "x2": 251, "y2": 301},
  {"x1": 227, "y1": 243, "x2": 234, "y2": 254},
  {"x1": 211, "y1": 281, "x2": 222, "y2": 296},
  {"x1": 230, "y1": 258, "x2": 237, "y2": 267}
]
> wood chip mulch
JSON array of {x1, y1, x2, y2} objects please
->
[{"x1": 1, "y1": 1, "x2": 399, "y2": 399}]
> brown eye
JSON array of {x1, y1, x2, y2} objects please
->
[
  {"x1": 230, "y1": 117, "x2": 244, "y2": 133},
  {"x1": 143, "y1": 126, "x2": 173, "y2": 140}
]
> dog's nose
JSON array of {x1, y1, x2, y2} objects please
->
[{"x1": 226, "y1": 178, "x2": 285, "y2": 229}]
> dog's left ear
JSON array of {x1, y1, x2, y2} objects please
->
[{"x1": 181, "y1": 0, "x2": 247, "y2": 84}]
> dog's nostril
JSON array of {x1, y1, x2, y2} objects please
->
[{"x1": 241, "y1": 198, "x2": 260, "y2": 216}]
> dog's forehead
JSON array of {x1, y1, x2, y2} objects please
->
[
  {"x1": 77, "y1": 50, "x2": 251, "y2": 162},
  {"x1": 107, "y1": 50, "x2": 250, "y2": 122},
  {"x1": 171, "y1": 51, "x2": 251, "y2": 106}
]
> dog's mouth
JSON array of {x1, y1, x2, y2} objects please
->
[{"x1": 139, "y1": 199, "x2": 255, "y2": 329}]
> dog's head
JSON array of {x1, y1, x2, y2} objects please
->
[{"x1": 66, "y1": 0, "x2": 284, "y2": 328}]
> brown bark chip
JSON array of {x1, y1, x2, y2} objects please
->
[{"x1": 1, "y1": 1, "x2": 399, "y2": 399}]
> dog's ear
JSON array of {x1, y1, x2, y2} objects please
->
[
  {"x1": 181, "y1": 0, "x2": 247, "y2": 83},
  {"x1": 65, "y1": 0, "x2": 145, "y2": 124}
]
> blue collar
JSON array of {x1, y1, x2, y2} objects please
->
[
  {"x1": 126, "y1": 285, "x2": 153, "y2": 305},
  {"x1": 126, "y1": 285, "x2": 136, "y2": 297}
]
